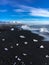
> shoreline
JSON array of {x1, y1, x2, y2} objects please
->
[{"x1": 0, "y1": 25, "x2": 49, "y2": 65}]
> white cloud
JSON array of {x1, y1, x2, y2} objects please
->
[
  {"x1": 30, "y1": 8, "x2": 49, "y2": 17},
  {"x1": 18, "y1": 5, "x2": 49, "y2": 17},
  {"x1": 14, "y1": 9, "x2": 24, "y2": 12},
  {"x1": 19, "y1": 5, "x2": 32, "y2": 12},
  {"x1": 0, "y1": 9, "x2": 7, "y2": 12}
]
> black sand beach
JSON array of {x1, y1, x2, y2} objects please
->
[{"x1": 0, "y1": 25, "x2": 49, "y2": 65}]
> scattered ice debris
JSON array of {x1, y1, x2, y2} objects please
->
[
  {"x1": 22, "y1": 53, "x2": 27, "y2": 56},
  {"x1": 15, "y1": 56, "x2": 18, "y2": 58},
  {"x1": 45, "y1": 55, "x2": 49, "y2": 58},
  {"x1": 2, "y1": 38, "x2": 5, "y2": 41},
  {"x1": 16, "y1": 43, "x2": 19, "y2": 46},
  {"x1": 12, "y1": 21, "x2": 16, "y2": 23},
  {"x1": 21, "y1": 25, "x2": 30, "y2": 30},
  {"x1": 40, "y1": 28, "x2": 48, "y2": 33},
  {"x1": 11, "y1": 28, "x2": 14, "y2": 31},
  {"x1": 24, "y1": 42, "x2": 28, "y2": 45},
  {"x1": 17, "y1": 57, "x2": 21, "y2": 61},
  {"x1": 33, "y1": 39, "x2": 38, "y2": 42},
  {"x1": 10, "y1": 46, "x2": 13, "y2": 48},
  {"x1": 13, "y1": 62, "x2": 16, "y2": 65},
  {"x1": 40, "y1": 45, "x2": 44, "y2": 48},
  {"x1": 4, "y1": 48, "x2": 8, "y2": 51},
  {"x1": 19, "y1": 35, "x2": 25, "y2": 38}
]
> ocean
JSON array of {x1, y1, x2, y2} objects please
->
[{"x1": 21, "y1": 24, "x2": 49, "y2": 41}]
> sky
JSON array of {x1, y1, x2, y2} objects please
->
[{"x1": 0, "y1": 0, "x2": 49, "y2": 24}]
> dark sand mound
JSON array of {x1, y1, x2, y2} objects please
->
[{"x1": 0, "y1": 25, "x2": 49, "y2": 65}]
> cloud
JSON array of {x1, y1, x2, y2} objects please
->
[
  {"x1": 13, "y1": 9, "x2": 25, "y2": 12},
  {"x1": 13, "y1": 5, "x2": 32, "y2": 14},
  {"x1": 30, "y1": 8, "x2": 49, "y2": 17},
  {"x1": 1, "y1": 0, "x2": 49, "y2": 18},
  {"x1": 19, "y1": 5, "x2": 49, "y2": 17},
  {"x1": 0, "y1": 9, "x2": 7, "y2": 12},
  {"x1": 19, "y1": 5, "x2": 32, "y2": 11}
]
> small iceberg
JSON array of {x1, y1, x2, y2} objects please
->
[
  {"x1": 40, "y1": 28, "x2": 48, "y2": 33},
  {"x1": 21, "y1": 25, "x2": 31, "y2": 30}
]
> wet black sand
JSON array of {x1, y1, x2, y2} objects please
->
[{"x1": 0, "y1": 25, "x2": 49, "y2": 65}]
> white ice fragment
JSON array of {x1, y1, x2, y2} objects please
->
[
  {"x1": 16, "y1": 43, "x2": 19, "y2": 46},
  {"x1": 4, "y1": 48, "x2": 8, "y2": 51},
  {"x1": 15, "y1": 56, "x2": 18, "y2": 58},
  {"x1": 19, "y1": 35, "x2": 25, "y2": 38},
  {"x1": 11, "y1": 28, "x2": 14, "y2": 31},
  {"x1": 46, "y1": 55, "x2": 49, "y2": 58},
  {"x1": 33, "y1": 39, "x2": 38, "y2": 42},
  {"x1": 40, "y1": 28, "x2": 48, "y2": 33},
  {"x1": 22, "y1": 53, "x2": 27, "y2": 56},
  {"x1": 40, "y1": 45, "x2": 44, "y2": 48},
  {"x1": 2, "y1": 38, "x2": 5, "y2": 41},
  {"x1": 21, "y1": 25, "x2": 30, "y2": 30},
  {"x1": 17, "y1": 58, "x2": 21, "y2": 61},
  {"x1": 24, "y1": 42, "x2": 28, "y2": 45},
  {"x1": 13, "y1": 21, "x2": 16, "y2": 23}
]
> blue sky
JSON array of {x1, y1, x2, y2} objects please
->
[{"x1": 0, "y1": 0, "x2": 49, "y2": 24}]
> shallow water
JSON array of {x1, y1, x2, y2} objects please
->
[
  {"x1": 20, "y1": 24, "x2": 49, "y2": 41},
  {"x1": 31, "y1": 30, "x2": 49, "y2": 41}
]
